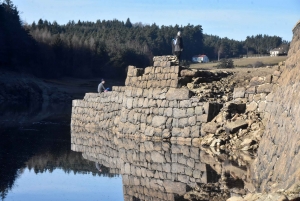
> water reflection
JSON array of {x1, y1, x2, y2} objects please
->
[
  {"x1": 0, "y1": 101, "x2": 122, "y2": 201},
  {"x1": 71, "y1": 126, "x2": 256, "y2": 201}
]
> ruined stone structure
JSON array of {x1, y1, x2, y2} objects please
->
[
  {"x1": 71, "y1": 53, "x2": 283, "y2": 151},
  {"x1": 71, "y1": 55, "x2": 224, "y2": 143},
  {"x1": 71, "y1": 21, "x2": 300, "y2": 200}
]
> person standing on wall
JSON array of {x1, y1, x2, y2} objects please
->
[
  {"x1": 97, "y1": 79, "x2": 106, "y2": 93},
  {"x1": 174, "y1": 31, "x2": 183, "y2": 62}
]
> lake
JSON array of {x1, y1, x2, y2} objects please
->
[{"x1": 0, "y1": 101, "x2": 254, "y2": 201}]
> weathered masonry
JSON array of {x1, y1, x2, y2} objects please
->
[
  {"x1": 71, "y1": 55, "x2": 283, "y2": 145},
  {"x1": 71, "y1": 56, "x2": 223, "y2": 142}
]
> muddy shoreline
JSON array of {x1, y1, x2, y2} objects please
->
[{"x1": 0, "y1": 69, "x2": 125, "y2": 103}]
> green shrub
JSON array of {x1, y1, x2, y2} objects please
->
[{"x1": 216, "y1": 58, "x2": 234, "y2": 68}]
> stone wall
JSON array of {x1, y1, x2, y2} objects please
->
[
  {"x1": 71, "y1": 89, "x2": 125, "y2": 129},
  {"x1": 71, "y1": 53, "x2": 286, "y2": 151},
  {"x1": 71, "y1": 55, "x2": 223, "y2": 142},
  {"x1": 251, "y1": 21, "x2": 300, "y2": 193}
]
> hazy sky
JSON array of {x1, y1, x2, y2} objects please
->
[{"x1": 12, "y1": 0, "x2": 300, "y2": 41}]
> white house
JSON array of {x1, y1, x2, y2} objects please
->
[
  {"x1": 192, "y1": 55, "x2": 209, "y2": 63},
  {"x1": 270, "y1": 48, "x2": 284, "y2": 57}
]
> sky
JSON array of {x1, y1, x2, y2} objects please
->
[{"x1": 11, "y1": 0, "x2": 300, "y2": 41}]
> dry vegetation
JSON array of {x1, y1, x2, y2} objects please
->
[{"x1": 190, "y1": 56, "x2": 287, "y2": 69}]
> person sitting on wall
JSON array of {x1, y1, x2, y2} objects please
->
[
  {"x1": 174, "y1": 31, "x2": 183, "y2": 61},
  {"x1": 97, "y1": 79, "x2": 106, "y2": 93},
  {"x1": 95, "y1": 162, "x2": 102, "y2": 172}
]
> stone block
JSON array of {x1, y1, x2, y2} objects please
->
[
  {"x1": 173, "y1": 108, "x2": 187, "y2": 118},
  {"x1": 180, "y1": 100, "x2": 192, "y2": 108},
  {"x1": 127, "y1": 65, "x2": 144, "y2": 77},
  {"x1": 164, "y1": 61, "x2": 172, "y2": 67},
  {"x1": 265, "y1": 74, "x2": 272, "y2": 83},
  {"x1": 160, "y1": 80, "x2": 167, "y2": 88},
  {"x1": 170, "y1": 73, "x2": 178, "y2": 80},
  {"x1": 145, "y1": 126, "x2": 155, "y2": 136},
  {"x1": 233, "y1": 87, "x2": 245, "y2": 98},
  {"x1": 197, "y1": 114, "x2": 208, "y2": 123},
  {"x1": 180, "y1": 69, "x2": 199, "y2": 77},
  {"x1": 171, "y1": 163, "x2": 185, "y2": 173},
  {"x1": 172, "y1": 127, "x2": 181, "y2": 137},
  {"x1": 202, "y1": 122, "x2": 219, "y2": 134},
  {"x1": 172, "y1": 66, "x2": 180, "y2": 74},
  {"x1": 166, "y1": 88, "x2": 191, "y2": 100},
  {"x1": 153, "y1": 61, "x2": 161, "y2": 67},
  {"x1": 163, "y1": 180, "x2": 186, "y2": 195},
  {"x1": 273, "y1": 70, "x2": 281, "y2": 76},
  {"x1": 272, "y1": 75, "x2": 279, "y2": 83},
  {"x1": 177, "y1": 154, "x2": 187, "y2": 165},
  {"x1": 178, "y1": 118, "x2": 188, "y2": 128},
  {"x1": 146, "y1": 80, "x2": 152, "y2": 88},
  {"x1": 164, "y1": 108, "x2": 173, "y2": 117},
  {"x1": 143, "y1": 98, "x2": 149, "y2": 108},
  {"x1": 136, "y1": 88, "x2": 143, "y2": 97},
  {"x1": 193, "y1": 169, "x2": 201, "y2": 179},
  {"x1": 148, "y1": 88, "x2": 153, "y2": 99},
  {"x1": 253, "y1": 94, "x2": 261, "y2": 102},
  {"x1": 178, "y1": 174, "x2": 189, "y2": 184},
  {"x1": 151, "y1": 151, "x2": 166, "y2": 163},
  {"x1": 266, "y1": 93, "x2": 274, "y2": 102},
  {"x1": 166, "y1": 79, "x2": 171, "y2": 87},
  {"x1": 158, "y1": 108, "x2": 164, "y2": 115},
  {"x1": 247, "y1": 101, "x2": 258, "y2": 112},
  {"x1": 224, "y1": 120, "x2": 248, "y2": 134},
  {"x1": 188, "y1": 116, "x2": 196, "y2": 126},
  {"x1": 257, "y1": 83, "x2": 273, "y2": 93},
  {"x1": 195, "y1": 106, "x2": 204, "y2": 115},
  {"x1": 191, "y1": 125, "x2": 200, "y2": 137},
  {"x1": 169, "y1": 100, "x2": 178, "y2": 108},
  {"x1": 138, "y1": 98, "x2": 144, "y2": 107},
  {"x1": 182, "y1": 127, "x2": 190, "y2": 137},
  {"x1": 152, "y1": 88, "x2": 167, "y2": 99},
  {"x1": 162, "y1": 129, "x2": 171, "y2": 139},
  {"x1": 125, "y1": 77, "x2": 130, "y2": 86},
  {"x1": 166, "y1": 118, "x2": 173, "y2": 129},
  {"x1": 170, "y1": 79, "x2": 179, "y2": 88},
  {"x1": 249, "y1": 76, "x2": 265, "y2": 86},
  {"x1": 152, "y1": 116, "x2": 167, "y2": 127},
  {"x1": 186, "y1": 108, "x2": 195, "y2": 117},
  {"x1": 261, "y1": 93, "x2": 267, "y2": 101},
  {"x1": 155, "y1": 67, "x2": 161, "y2": 73},
  {"x1": 162, "y1": 163, "x2": 171, "y2": 172},
  {"x1": 148, "y1": 99, "x2": 157, "y2": 107},
  {"x1": 259, "y1": 101, "x2": 267, "y2": 112}
]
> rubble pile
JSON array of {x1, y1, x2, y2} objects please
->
[
  {"x1": 195, "y1": 65, "x2": 282, "y2": 151},
  {"x1": 181, "y1": 69, "x2": 234, "y2": 103},
  {"x1": 199, "y1": 102, "x2": 264, "y2": 151}
]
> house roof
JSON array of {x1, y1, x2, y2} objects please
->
[
  {"x1": 192, "y1": 54, "x2": 207, "y2": 57},
  {"x1": 270, "y1": 48, "x2": 284, "y2": 52}
]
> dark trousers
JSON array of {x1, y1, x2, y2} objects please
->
[{"x1": 175, "y1": 51, "x2": 181, "y2": 61}]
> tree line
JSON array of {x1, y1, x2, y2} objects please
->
[{"x1": 0, "y1": 0, "x2": 290, "y2": 79}]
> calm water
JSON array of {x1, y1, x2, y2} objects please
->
[
  {"x1": 0, "y1": 102, "x2": 123, "y2": 201},
  {"x1": 0, "y1": 101, "x2": 255, "y2": 201}
]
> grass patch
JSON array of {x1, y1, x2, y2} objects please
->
[{"x1": 190, "y1": 56, "x2": 287, "y2": 69}]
